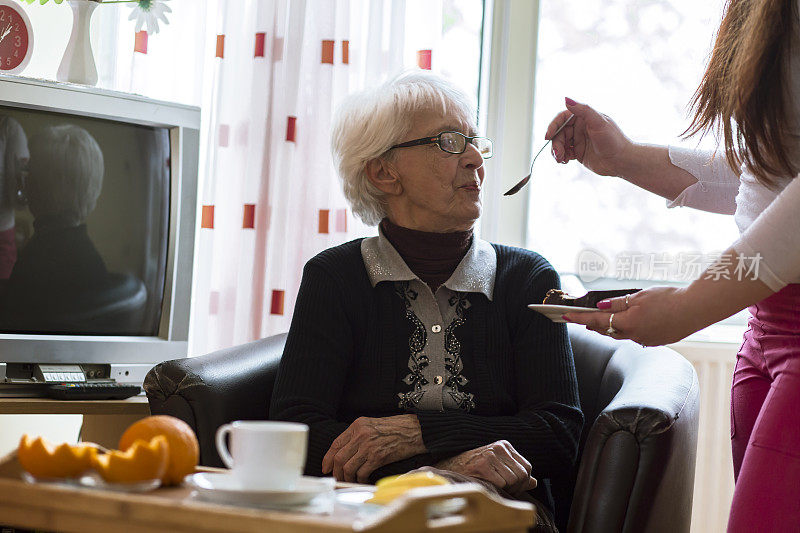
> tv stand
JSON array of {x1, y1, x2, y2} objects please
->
[{"x1": 0, "y1": 397, "x2": 150, "y2": 449}]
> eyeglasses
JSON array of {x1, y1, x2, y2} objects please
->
[{"x1": 391, "y1": 131, "x2": 494, "y2": 159}]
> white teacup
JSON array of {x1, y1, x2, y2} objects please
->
[{"x1": 215, "y1": 420, "x2": 308, "y2": 491}]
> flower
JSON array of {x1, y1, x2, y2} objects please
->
[{"x1": 127, "y1": 0, "x2": 171, "y2": 35}]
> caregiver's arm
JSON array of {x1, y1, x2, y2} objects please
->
[
  {"x1": 563, "y1": 251, "x2": 773, "y2": 347},
  {"x1": 667, "y1": 173, "x2": 800, "y2": 329},
  {"x1": 548, "y1": 99, "x2": 739, "y2": 212},
  {"x1": 564, "y1": 176, "x2": 800, "y2": 345}
]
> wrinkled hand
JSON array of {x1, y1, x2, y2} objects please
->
[
  {"x1": 434, "y1": 440, "x2": 537, "y2": 496},
  {"x1": 322, "y1": 415, "x2": 426, "y2": 483},
  {"x1": 563, "y1": 286, "x2": 701, "y2": 346},
  {"x1": 546, "y1": 98, "x2": 634, "y2": 178}
]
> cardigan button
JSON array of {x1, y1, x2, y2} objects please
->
[
  {"x1": 431, "y1": 324, "x2": 442, "y2": 333},
  {"x1": 434, "y1": 375, "x2": 443, "y2": 385}
]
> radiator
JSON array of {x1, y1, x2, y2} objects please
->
[{"x1": 671, "y1": 341, "x2": 738, "y2": 533}]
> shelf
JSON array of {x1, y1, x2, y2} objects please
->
[{"x1": 0, "y1": 396, "x2": 150, "y2": 415}]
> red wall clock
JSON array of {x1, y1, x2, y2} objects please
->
[{"x1": 0, "y1": 0, "x2": 32, "y2": 74}]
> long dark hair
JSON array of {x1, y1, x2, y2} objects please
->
[{"x1": 685, "y1": 0, "x2": 798, "y2": 187}]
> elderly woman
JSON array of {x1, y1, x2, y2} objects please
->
[{"x1": 270, "y1": 72, "x2": 582, "y2": 530}]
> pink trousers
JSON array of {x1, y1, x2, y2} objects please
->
[{"x1": 728, "y1": 284, "x2": 800, "y2": 532}]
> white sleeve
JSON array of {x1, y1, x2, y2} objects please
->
[
  {"x1": 665, "y1": 146, "x2": 741, "y2": 215},
  {"x1": 732, "y1": 176, "x2": 800, "y2": 291}
]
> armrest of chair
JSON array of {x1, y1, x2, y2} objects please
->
[
  {"x1": 568, "y1": 337, "x2": 700, "y2": 533},
  {"x1": 143, "y1": 333, "x2": 287, "y2": 467}
]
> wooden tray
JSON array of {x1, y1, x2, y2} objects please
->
[{"x1": 0, "y1": 452, "x2": 535, "y2": 532}]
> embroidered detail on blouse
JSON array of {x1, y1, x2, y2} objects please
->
[
  {"x1": 444, "y1": 293, "x2": 476, "y2": 412},
  {"x1": 395, "y1": 282, "x2": 429, "y2": 409}
]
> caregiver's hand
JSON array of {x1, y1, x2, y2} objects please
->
[
  {"x1": 562, "y1": 286, "x2": 704, "y2": 346},
  {"x1": 547, "y1": 98, "x2": 634, "y2": 178},
  {"x1": 321, "y1": 414, "x2": 427, "y2": 483}
]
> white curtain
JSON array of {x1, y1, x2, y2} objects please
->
[{"x1": 190, "y1": 0, "x2": 449, "y2": 355}]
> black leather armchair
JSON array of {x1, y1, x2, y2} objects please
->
[{"x1": 144, "y1": 324, "x2": 699, "y2": 533}]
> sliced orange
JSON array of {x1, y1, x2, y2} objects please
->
[
  {"x1": 92, "y1": 436, "x2": 169, "y2": 484},
  {"x1": 17, "y1": 434, "x2": 98, "y2": 479}
]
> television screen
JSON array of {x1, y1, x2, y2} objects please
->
[{"x1": 0, "y1": 105, "x2": 170, "y2": 336}]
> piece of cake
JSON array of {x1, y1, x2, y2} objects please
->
[{"x1": 542, "y1": 288, "x2": 641, "y2": 308}]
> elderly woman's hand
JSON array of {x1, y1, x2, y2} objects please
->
[
  {"x1": 562, "y1": 286, "x2": 703, "y2": 346},
  {"x1": 434, "y1": 440, "x2": 537, "y2": 496},
  {"x1": 322, "y1": 414, "x2": 427, "y2": 483},
  {"x1": 548, "y1": 99, "x2": 635, "y2": 178}
]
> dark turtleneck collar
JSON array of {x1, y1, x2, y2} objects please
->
[{"x1": 379, "y1": 218, "x2": 473, "y2": 291}]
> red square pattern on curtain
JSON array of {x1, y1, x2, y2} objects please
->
[
  {"x1": 417, "y1": 49, "x2": 432, "y2": 69},
  {"x1": 216, "y1": 35, "x2": 225, "y2": 58},
  {"x1": 134, "y1": 31, "x2": 148, "y2": 54},
  {"x1": 270, "y1": 290, "x2": 285, "y2": 315},
  {"x1": 243, "y1": 204, "x2": 256, "y2": 229},
  {"x1": 218, "y1": 124, "x2": 230, "y2": 147},
  {"x1": 201, "y1": 205, "x2": 215, "y2": 229},
  {"x1": 255, "y1": 32, "x2": 266, "y2": 58},
  {"x1": 335, "y1": 209, "x2": 347, "y2": 232},
  {"x1": 318, "y1": 210, "x2": 330, "y2": 234},
  {"x1": 342, "y1": 40, "x2": 349, "y2": 64},
  {"x1": 286, "y1": 116, "x2": 297, "y2": 142},
  {"x1": 209, "y1": 291, "x2": 220, "y2": 315},
  {"x1": 321, "y1": 40, "x2": 335, "y2": 64}
]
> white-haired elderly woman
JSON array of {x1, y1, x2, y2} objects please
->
[
  {"x1": 1, "y1": 124, "x2": 106, "y2": 330},
  {"x1": 270, "y1": 72, "x2": 581, "y2": 531}
]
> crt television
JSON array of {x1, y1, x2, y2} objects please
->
[{"x1": 0, "y1": 75, "x2": 200, "y2": 392}]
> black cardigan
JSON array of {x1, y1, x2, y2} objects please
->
[{"x1": 270, "y1": 238, "x2": 582, "y2": 514}]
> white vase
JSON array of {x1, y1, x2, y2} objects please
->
[{"x1": 57, "y1": 0, "x2": 99, "y2": 86}]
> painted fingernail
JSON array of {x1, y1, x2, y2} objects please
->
[
  {"x1": 597, "y1": 300, "x2": 611, "y2": 310},
  {"x1": 553, "y1": 147, "x2": 559, "y2": 158},
  {"x1": 565, "y1": 97, "x2": 577, "y2": 106}
]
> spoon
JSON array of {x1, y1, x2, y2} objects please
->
[{"x1": 503, "y1": 114, "x2": 574, "y2": 196}]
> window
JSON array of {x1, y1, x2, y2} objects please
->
[{"x1": 527, "y1": 0, "x2": 747, "y2": 330}]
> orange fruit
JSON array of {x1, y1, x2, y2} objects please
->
[
  {"x1": 92, "y1": 436, "x2": 169, "y2": 484},
  {"x1": 17, "y1": 434, "x2": 98, "y2": 479},
  {"x1": 119, "y1": 415, "x2": 199, "y2": 486}
]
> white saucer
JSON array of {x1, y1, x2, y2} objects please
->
[
  {"x1": 185, "y1": 473, "x2": 335, "y2": 509},
  {"x1": 528, "y1": 304, "x2": 599, "y2": 323}
]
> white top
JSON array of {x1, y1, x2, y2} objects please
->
[{"x1": 667, "y1": 146, "x2": 800, "y2": 290}]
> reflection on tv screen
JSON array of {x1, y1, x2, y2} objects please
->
[{"x1": 0, "y1": 107, "x2": 170, "y2": 336}]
